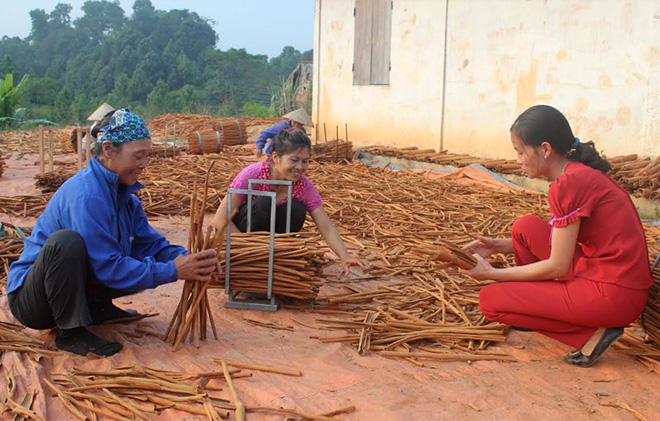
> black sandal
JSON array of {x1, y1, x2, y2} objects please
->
[
  {"x1": 510, "y1": 326, "x2": 533, "y2": 332},
  {"x1": 563, "y1": 327, "x2": 624, "y2": 368}
]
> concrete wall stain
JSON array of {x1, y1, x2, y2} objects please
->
[
  {"x1": 516, "y1": 59, "x2": 538, "y2": 115},
  {"x1": 576, "y1": 97, "x2": 589, "y2": 114},
  {"x1": 647, "y1": 47, "x2": 659, "y2": 66},
  {"x1": 616, "y1": 106, "x2": 632, "y2": 126},
  {"x1": 556, "y1": 50, "x2": 568, "y2": 62},
  {"x1": 330, "y1": 20, "x2": 343, "y2": 31},
  {"x1": 598, "y1": 75, "x2": 612, "y2": 90}
]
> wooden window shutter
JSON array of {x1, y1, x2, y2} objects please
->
[
  {"x1": 353, "y1": 0, "x2": 373, "y2": 85},
  {"x1": 370, "y1": 0, "x2": 391, "y2": 85}
]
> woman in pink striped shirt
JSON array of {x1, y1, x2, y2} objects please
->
[{"x1": 213, "y1": 127, "x2": 368, "y2": 274}]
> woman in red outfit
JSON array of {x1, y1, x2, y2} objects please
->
[{"x1": 462, "y1": 105, "x2": 653, "y2": 367}]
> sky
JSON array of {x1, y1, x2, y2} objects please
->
[{"x1": 2, "y1": 0, "x2": 315, "y2": 59}]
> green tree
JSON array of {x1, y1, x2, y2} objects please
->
[
  {"x1": 22, "y1": 75, "x2": 61, "y2": 106},
  {"x1": 0, "y1": 2, "x2": 311, "y2": 123},
  {"x1": 241, "y1": 102, "x2": 275, "y2": 118},
  {"x1": 53, "y1": 87, "x2": 74, "y2": 122},
  {"x1": 0, "y1": 36, "x2": 35, "y2": 77},
  {"x1": 146, "y1": 79, "x2": 171, "y2": 115},
  {"x1": 269, "y1": 46, "x2": 302, "y2": 77},
  {"x1": 75, "y1": 0, "x2": 127, "y2": 45},
  {"x1": 173, "y1": 15, "x2": 217, "y2": 60},
  {"x1": 128, "y1": 67, "x2": 152, "y2": 102},
  {"x1": 168, "y1": 52, "x2": 198, "y2": 90},
  {"x1": 168, "y1": 85, "x2": 206, "y2": 114},
  {"x1": 71, "y1": 93, "x2": 92, "y2": 122},
  {"x1": 132, "y1": 0, "x2": 158, "y2": 36},
  {"x1": 0, "y1": 55, "x2": 17, "y2": 78},
  {"x1": 110, "y1": 73, "x2": 130, "y2": 105}
]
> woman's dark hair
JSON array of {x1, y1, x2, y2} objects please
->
[
  {"x1": 272, "y1": 127, "x2": 312, "y2": 156},
  {"x1": 510, "y1": 105, "x2": 611, "y2": 173},
  {"x1": 90, "y1": 110, "x2": 120, "y2": 157}
]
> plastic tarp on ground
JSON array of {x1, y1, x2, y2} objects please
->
[
  {"x1": 356, "y1": 151, "x2": 541, "y2": 195},
  {"x1": 1, "y1": 151, "x2": 659, "y2": 420}
]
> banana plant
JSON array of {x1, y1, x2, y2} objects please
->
[{"x1": 0, "y1": 74, "x2": 28, "y2": 129}]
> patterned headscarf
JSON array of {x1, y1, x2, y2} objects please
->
[{"x1": 97, "y1": 108, "x2": 151, "y2": 143}]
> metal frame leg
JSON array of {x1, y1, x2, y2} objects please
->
[{"x1": 224, "y1": 179, "x2": 293, "y2": 311}]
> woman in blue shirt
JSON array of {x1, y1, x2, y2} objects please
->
[
  {"x1": 255, "y1": 108, "x2": 311, "y2": 157},
  {"x1": 7, "y1": 109, "x2": 219, "y2": 357}
]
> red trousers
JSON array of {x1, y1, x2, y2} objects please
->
[{"x1": 479, "y1": 215, "x2": 649, "y2": 349}]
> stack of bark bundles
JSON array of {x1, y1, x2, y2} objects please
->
[
  {"x1": 34, "y1": 168, "x2": 77, "y2": 192},
  {"x1": 360, "y1": 146, "x2": 523, "y2": 174},
  {"x1": 188, "y1": 118, "x2": 248, "y2": 155},
  {"x1": 0, "y1": 127, "x2": 72, "y2": 154},
  {"x1": 313, "y1": 139, "x2": 354, "y2": 162},
  {"x1": 148, "y1": 113, "x2": 279, "y2": 138},
  {"x1": 608, "y1": 154, "x2": 660, "y2": 200},
  {"x1": 149, "y1": 141, "x2": 184, "y2": 158},
  {"x1": 213, "y1": 232, "x2": 327, "y2": 300},
  {"x1": 0, "y1": 150, "x2": 5, "y2": 177},
  {"x1": 642, "y1": 256, "x2": 660, "y2": 346}
]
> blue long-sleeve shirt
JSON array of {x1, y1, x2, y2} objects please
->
[
  {"x1": 255, "y1": 120, "x2": 291, "y2": 153},
  {"x1": 7, "y1": 158, "x2": 186, "y2": 294}
]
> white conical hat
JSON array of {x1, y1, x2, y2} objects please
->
[
  {"x1": 283, "y1": 108, "x2": 314, "y2": 127},
  {"x1": 87, "y1": 103, "x2": 115, "y2": 121}
]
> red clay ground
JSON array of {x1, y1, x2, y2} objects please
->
[{"x1": 1, "y1": 152, "x2": 659, "y2": 420}]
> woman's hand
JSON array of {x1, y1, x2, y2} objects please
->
[
  {"x1": 460, "y1": 254, "x2": 495, "y2": 280},
  {"x1": 340, "y1": 256, "x2": 371, "y2": 276},
  {"x1": 463, "y1": 237, "x2": 500, "y2": 258},
  {"x1": 174, "y1": 249, "x2": 220, "y2": 282}
]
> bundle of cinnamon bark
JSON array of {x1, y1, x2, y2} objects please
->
[
  {"x1": 164, "y1": 163, "x2": 226, "y2": 351},
  {"x1": 419, "y1": 240, "x2": 478, "y2": 270},
  {"x1": 313, "y1": 139, "x2": 354, "y2": 162},
  {"x1": 608, "y1": 154, "x2": 660, "y2": 200},
  {"x1": 213, "y1": 232, "x2": 327, "y2": 300},
  {"x1": 188, "y1": 121, "x2": 247, "y2": 155},
  {"x1": 642, "y1": 261, "x2": 660, "y2": 346},
  {"x1": 34, "y1": 168, "x2": 77, "y2": 192}
]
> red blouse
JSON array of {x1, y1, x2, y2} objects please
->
[{"x1": 548, "y1": 162, "x2": 653, "y2": 289}]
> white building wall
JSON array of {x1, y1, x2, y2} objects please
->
[
  {"x1": 314, "y1": 0, "x2": 660, "y2": 159},
  {"x1": 313, "y1": 0, "x2": 447, "y2": 150}
]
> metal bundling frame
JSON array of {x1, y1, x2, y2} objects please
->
[{"x1": 224, "y1": 179, "x2": 293, "y2": 311}]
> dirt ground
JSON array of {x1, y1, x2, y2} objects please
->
[{"x1": 1, "y1": 152, "x2": 659, "y2": 420}]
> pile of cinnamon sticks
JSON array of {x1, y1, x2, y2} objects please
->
[
  {"x1": 609, "y1": 154, "x2": 660, "y2": 200},
  {"x1": 360, "y1": 145, "x2": 523, "y2": 174},
  {"x1": 0, "y1": 321, "x2": 60, "y2": 360},
  {"x1": 313, "y1": 139, "x2": 354, "y2": 162},
  {"x1": 215, "y1": 232, "x2": 328, "y2": 300},
  {"x1": 46, "y1": 364, "x2": 354, "y2": 421},
  {"x1": 0, "y1": 223, "x2": 31, "y2": 286}
]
